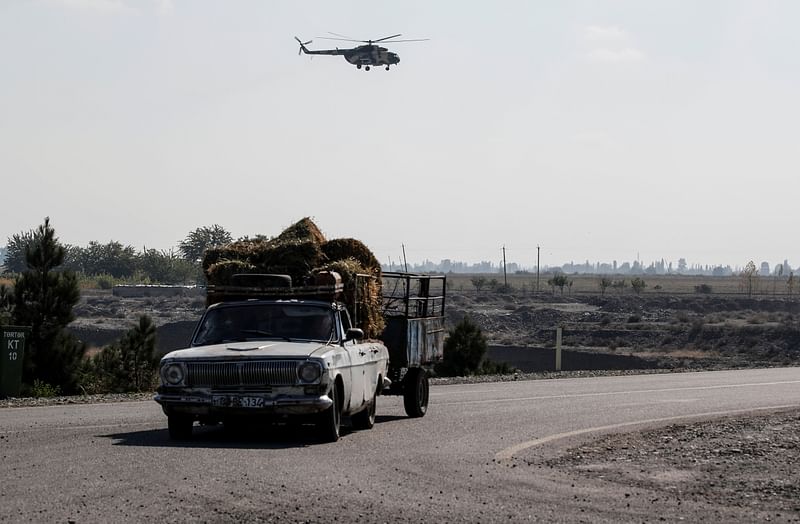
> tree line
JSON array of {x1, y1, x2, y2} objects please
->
[
  {"x1": 0, "y1": 219, "x2": 234, "y2": 396},
  {"x1": 3, "y1": 224, "x2": 232, "y2": 285}
]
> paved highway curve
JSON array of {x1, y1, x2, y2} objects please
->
[{"x1": 1, "y1": 367, "x2": 799, "y2": 523}]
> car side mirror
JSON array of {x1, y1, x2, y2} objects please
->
[{"x1": 345, "y1": 328, "x2": 364, "y2": 341}]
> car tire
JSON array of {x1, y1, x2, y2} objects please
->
[
  {"x1": 352, "y1": 383, "x2": 377, "y2": 430},
  {"x1": 168, "y1": 414, "x2": 193, "y2": 440},
  {"x1": 403, "y1": 368, "x2": 429, "y2": 418},
  {"x1": 318, "y1": 383, "x2": 341, "y2": 442}
]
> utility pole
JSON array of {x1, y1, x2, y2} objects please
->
[
  {"x1": 536, "y1": 245, "x2": 541, "y2": 293},
  {"x1": 502, "y1": 246, "x2": 507, "y2": 287},
  {"x1": 401, "y1": 244, "x2": 408, "y2": 273}
]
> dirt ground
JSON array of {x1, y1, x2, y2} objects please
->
[
  {"x1": 537, "y1": 408, "x2": 800, "y2": 522},
  {"x1": 449, "y1": 291, "x2": 800, "y2": 370}
]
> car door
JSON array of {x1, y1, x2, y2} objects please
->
[{"x1": 340, "y1": 309, "x2": 367, "y2": 411}]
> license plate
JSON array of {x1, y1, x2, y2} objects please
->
[{"x1": 213, "y1": 395, "x2": 267, "y2": 408}]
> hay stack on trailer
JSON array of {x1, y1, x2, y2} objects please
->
[{"x1": 202, "y1": 218, "x2": 384, "y2": 338}]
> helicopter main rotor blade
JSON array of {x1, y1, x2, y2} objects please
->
[
  {"x1": 378, "y1": 38, "x2": 430, "y2": 43},
  {"x1": 318, "y1": 36, "x2": 362, "y2": 43},
  {"x1": 373, "y1": 33, "x2": 403, "y2": 43},
  {"x1": 327, "y1": 31, "x2": 355, "y2": 39}
]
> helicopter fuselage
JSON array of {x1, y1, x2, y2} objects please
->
[{"x1": 344, "y1": 45, "x2": 400, "y2": 68}]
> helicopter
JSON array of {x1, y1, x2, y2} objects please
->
[{"x1": 294, "y1": 33, "x2": 428, "y2": 71}]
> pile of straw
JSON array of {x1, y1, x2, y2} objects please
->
[{"x1": 202, "y1": 217, "x2": 383, "y2": 337}]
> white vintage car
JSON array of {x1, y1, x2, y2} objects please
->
[{"x1": 155, "y1": 299, "x2": 390, "y2": 442}]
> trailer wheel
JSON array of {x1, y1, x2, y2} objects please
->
[
  {"x1": 168, "y1": 414, "x2": 193, "y2": 440},
  {"x1": 403, "y1": 368, "x2": 429, "y2": 418},
  {"x1": 317, "y1": 382, "x2": 342, "y2": 442}
]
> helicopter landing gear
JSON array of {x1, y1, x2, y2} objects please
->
[
  {"x1": 385, "y1": 66, "x2": 390, "y2": 71},
  {"x1": 365, "y1": 66, "x2": 371, "y2": 71},
  {"x1": 356, "y1": 64, "x2": 362, "y2": 69}
]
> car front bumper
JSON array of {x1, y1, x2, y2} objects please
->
[{"x1": 154, "y1": 389, "x2": 333, "y2": 417}]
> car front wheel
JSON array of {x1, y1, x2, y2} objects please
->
[
  {"x1": 318, "y1": 383, "x2": 342, "y2": 442},
  {"x1": 352, "y1": 383, "x2": 377, "y2": 430}
]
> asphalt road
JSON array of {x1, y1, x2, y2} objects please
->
[{"x1": 2, "y1": 367, "x2": 799, "y2": 523}]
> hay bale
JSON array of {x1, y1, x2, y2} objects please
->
[
  {"x1": 202, "y1": 240, "x2": 267, "y2": 273},
  {"x1": 317, "y1": 258, "x2": 384, "y2": 339},
  {"x1": 275, "y1": 217, "x2": 326, "y2": 245},
  {"x1": 203, "y1": 238, "x2": 324, "y2": 286},
  {"x1": 206, "y1": 259, "x2": 257, "y2": 286},
  {"x1": 322, "y1": 238, "x2": 381, "y2": 273}
]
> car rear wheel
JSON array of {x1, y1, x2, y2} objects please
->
[
  {"x1": 403, "y1": 368, "x2": 429, "y2": 418},
  {"x1": 318, "y1": 383, "x2": 342, "y2": 442},
  {"x1": 168, "y1": 414, "x2": 193, "y2": 440},
  {"x1": 352, "y1": 383, "x2": 377, "y2": 430}
]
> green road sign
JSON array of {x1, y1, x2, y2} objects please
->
[{"x1": 1, "y1": 326, "x2": 29, "y2": 398}]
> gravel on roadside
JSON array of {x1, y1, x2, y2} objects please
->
[
  {"x1": 0, "y1": 392, "x2": 154, "y2": 409},
  {"x1": 543, "y1": 408, "x2": 800, "y2": 520}
]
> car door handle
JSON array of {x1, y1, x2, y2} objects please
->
[
  {"x1": 370, "y1": 349, "x2": 380, "y2": 354},
  {"x1": 359, "y1": 350, "x2": 367, "y2": 356}
]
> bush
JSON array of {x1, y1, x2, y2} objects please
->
[
  {"x1": 631, "y1": 277, "x2": 647, "y2": 294},
  {"x1": 30, "y1": 380, "x2": 61, "y2": 398},
  {"x1": 436, "y1": 317, "x2": 488, "y2": 377},
  {"x1": 627, "y1": 314, "x2": 641, "y2": 323},
  {"x1": 479, "y1": 360, "x2": 512, "y2": 375},
  {"x1": 688, "y1": 319, "x2": 704, "y2": 341},
  {"x1": 694, "y1": 284, "x2": 713, "y2": 294},
  {"x1": 96, "y1": 275, "x2": 114, "y2": 290}
]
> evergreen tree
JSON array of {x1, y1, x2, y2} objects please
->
[
  {"x1": 12, "y1": 218, "x2": 83, "y2": 391},
  {"x1": 122, "y1": 315, "x2": 157, "y2": 391},
  {"x1": 86, "y1": 315, "x2": 157, "y2": 392}
]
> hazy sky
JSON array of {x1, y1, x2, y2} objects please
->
[{"x1": 2, "y1": 0, "x2": 798, "y2": 269}]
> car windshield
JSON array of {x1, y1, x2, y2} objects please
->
[{"x1": 192, "y1": 303, "x2": 336, "y2": 346}]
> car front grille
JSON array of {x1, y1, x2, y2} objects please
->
[{"x1": 186, "y1": 360, "x2": 299, "y2": 387}]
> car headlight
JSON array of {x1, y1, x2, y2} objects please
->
[
  {"x1": 298, "y1": 361, "x2": 321, "y2": 383},
  {"x1": 161, "y1": 363, "x2": 185, "y2": 386}
]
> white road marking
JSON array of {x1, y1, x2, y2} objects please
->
[
  {"x1": 615, "y1": 398, "x2": 700, "y2": 408},
  {"x1": 494, "y1": 404, "x2": 800, "y2": 462},
  {"x1": 430, "y1": 388, "x2": 503, "y2": 396},
  {"x1": 438, "y1": 380, "x2": 800, "y2": 406}
]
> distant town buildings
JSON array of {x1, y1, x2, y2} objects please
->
[{"x1": 383, "y1": 257, "x2": 794, "y2": 276}]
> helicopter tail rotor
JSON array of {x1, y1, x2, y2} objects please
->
[{"x1": 294, "y1": 36, "x2": 312, "y2": 55}]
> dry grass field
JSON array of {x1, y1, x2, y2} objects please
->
[{"x1": 446, "y1": 272, "x2": 794, "y2": 296}]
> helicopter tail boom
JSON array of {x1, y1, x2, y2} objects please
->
[{"x1": 294, "y1": 36, "x2": 350, "y2": 56}]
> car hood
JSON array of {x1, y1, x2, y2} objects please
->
[{"x1": 161, "y1": 340, "x2": 331, "y2": 361}]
